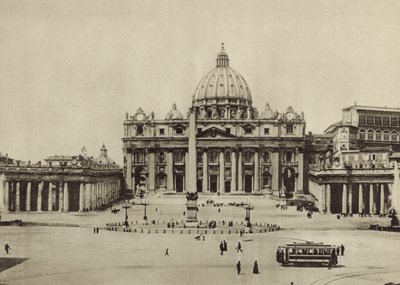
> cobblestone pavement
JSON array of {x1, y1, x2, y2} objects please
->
[{"x1": 0, "y1": 195, "x2": 398, "y2": 285}]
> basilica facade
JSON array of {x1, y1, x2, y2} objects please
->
[{"x1": 123, "y1": 45, "x2": 306, "y2": 198}]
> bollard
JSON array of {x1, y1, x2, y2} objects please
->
[
  {"x1": 181, "y1": 230, "x2": 183, "y2": 234},
  {"x1": 228, "y1": 230, "x2": 231, "y2": 234},
  {"x1": 148, "y1": 229, "x2": 151, "y2": 234},
  {"x1": 134, "y1": 229, "x2": 137, "y2": 233},
  {"x1": 213, "y1": 230, "x2": 215, "y2": 234},
  {"x1": 188, "y1": 230, "x2": 190, "y2": 234},
  {"x1": 163, "y1": 229, "x2": 166, "y2": 234},
  {"x1": 141, "y1": 229, "x2": 143, "y2": 233},
  {"x1": 156, "y1": 229, "x2": 158, "y2": 234},
  {"x1": 221, "y1": 230, "x2": 224, "y2": 234}
]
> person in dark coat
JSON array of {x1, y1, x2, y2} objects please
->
[
  {"x1": 4, "y1": 244, "x2": 10, "y2": 254},
  {"x1": 223, "y1": 240, "x2": 227, "y2": 252},
  {"x1": 235, "y1": 242, "x2": 243, "y2": 252},
  {"x1": 253, "y1": 260, "x2": 259, "y2": 274},
  {"x1": 340, "y1": 244, "x2": 345, "y2": 256},
  {"x1": 336, "y1": 246, "x2": 339, "y2": 255},
  {"x1": 220, "y1": 241, "x2": 224, "y2": 255},
  {"x1": 165, "y1": 248, "x2": 169, "y2": 256},
  {"x1": 96, "y1": 227, "x2": 99, "y2": 234},
  {"x1": 236, "y1": 261, "x2": 241, "y2": 275}
]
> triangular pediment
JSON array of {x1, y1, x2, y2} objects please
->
[{"x1": 197, "y1": 127, "x2": 236, "y2": 138}]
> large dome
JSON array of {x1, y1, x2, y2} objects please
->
[{"x1": 192, "y1": 44, "x2": 252, "y2": 108}]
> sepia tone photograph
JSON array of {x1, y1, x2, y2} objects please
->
[{"x1": 1, "y1": 0, "x2": 400, "y2": 284}]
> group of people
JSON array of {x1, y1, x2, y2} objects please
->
[
  {"x1": 219, "y1": 240, "x2": 228, "y2": 255},
  {"x1": 236, "y1": 260, "x2": 259, "y2": 275},
  {"x1": 334, "y1": 244, "x2": 345, "y2": 256},
  {"x1": 93, "y1": 227, "x2": 100, "y2": 234}
]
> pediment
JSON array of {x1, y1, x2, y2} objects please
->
[{"x1": 197, "y1": 127, "x2": 236, "y2": 138}]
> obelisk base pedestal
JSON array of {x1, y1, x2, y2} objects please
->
[{"x1": 185, "y1": 192, "x2": 198, "y2": 228}]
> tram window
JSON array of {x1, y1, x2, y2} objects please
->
[
  {"x1": 288, "y1": 248, "x2": 294, "y2": 254},
  {"x1": 318, "y1": 249, "x2": 324, "y2": 255},
  {"x1": 297, "y1": 249, "x2": 302, "y2": 254},
  {"x1": 324, "y1": 249, "x2": 330, "y2": 255},
  {"x1": 308, "y1": 249, "x2": 314, "y2": 255},
  {"x1": 302, "y1": 249, "x2": 307, "y2": 255}
]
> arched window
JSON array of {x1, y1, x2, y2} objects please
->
[
  {"x1": 367, "y1": 130, "x2": 374, "y2": 140},
  {"x1": 263, "y1": 152, "x2": 270, "y2": 162},
  {"x1": 392, "y1": 131, "x2": 398, "y2": 141},
  {"x1": 209, "y1": 151, "x2": 218, "y2": 163},
  {"x1": 359, "y1": 129, "x2": 366, "y2": 140},
  {"x1": 384, "y1": 131, "x2": 390, "y2": 141},
  {"x1": 376, "y1": 130, "x2": 382, "y2": 141}
]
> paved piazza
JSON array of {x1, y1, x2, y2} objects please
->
[{"x1": 0, "y1": 196, "x2": 399, "y2": 285}]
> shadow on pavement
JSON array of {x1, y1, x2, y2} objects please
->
[{"x1": 0, "y1": 257, "x2": 29, "y2": 273}]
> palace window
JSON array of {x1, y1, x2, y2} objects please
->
[
  {"x1": 159, "y1": 128, "x2": 165, "y2": 135},
  {"x1": 392, "y1": 131, "x2": 398, "y2": 141},
  {"x1": 383, "y1": 116, "x2": 390, "y2": 126},
  {"x1": 225, "y1": 128, "x2": 231, "y2": 134},
  {"x1": 136, "y1": 125, "x2": 144, "y2": 135},
  {"x1": 263, "y1": 152, "x2": 270, "y2": 162},
  {"x1": 133, "y1": 152, "x2": 145, "y2": 163},
  {"x1": 376, "y1": 130, "x2": 382, "y2": 141},
  {"x1": 286, "y1": 124, "x2": 294, "y2": 134},
  {"x1": 359, "y1": 129, "x2": 366, "y2": 140},
  {"x1": 359, "y1": 114, "x2": 366, "y2": 124},
  {"x1": 392, "y1": 116, "x2": 398, "y2": 127},
  {"x1": 384, "y1": 131, "x2": 390, "y2": 141},
  {"x1": 375, "y1": 115, "x2": 382, "y2": 125},
  {"x1": 264, "y1": 128, "x2": 270, "y2": 135},
  {"x1": 285, "y1": 151, "x2": 293, "y2": 163},
  {"x1": 175, "y1": 127, "x2": 183, "y2": 135},
  {"x1": 367, "y1": 115, "x2": 374, "y2": 125},
  {"x1": 367, "y1": 130, "x2": 374, "y2": 140}
]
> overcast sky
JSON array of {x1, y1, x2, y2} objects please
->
[{"x1": 1, "y1": 0, "x2": 400, "y2": 163}]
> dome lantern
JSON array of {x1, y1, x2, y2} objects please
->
[{"x1": 216, "y1": 43, "x2": 229, "y2": 67}]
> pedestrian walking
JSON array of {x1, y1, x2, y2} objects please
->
[
  {"x1": 336, "y1": 246, "x2": 339, "y2": 256},
  {"x1": 223, "y1": 240, "x2": 227, "y2": 251},
  {"x1": 340, "y1": 244, "x2": 345, "y2": 256},
  {"x1": 253, "y1": 260, "x2": 259, "y2": 274},
  {"x1": 236, "y1": 261, "x2": 241, "y2": 275},
  {"x1": 165, "y1": 248, "x2": 169, "y2": 256},
  {"x1": 93, "y1": 227, "x2": 96, "y2": 234},
  {"x1": 4, "y1": 243, "x2": 11, "y2": 254},
  {"x1": 96, "y1": 227, "x2": 99, "y2": 234},
  {"x1": 235, "y1": 242, "x2": 243, "y2": 252},
  {"x1": 220, "y1": 241, "x2": 224, "y2": 255}
]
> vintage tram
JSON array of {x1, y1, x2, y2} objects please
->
[{"x1": 276, "y1": 241, "x2": 338, "y2": 266}]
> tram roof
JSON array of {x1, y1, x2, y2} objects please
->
[{"x1": 282, "y1": 242, "x2": 333, "y2": 247}]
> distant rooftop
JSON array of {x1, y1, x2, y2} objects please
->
[{"x1": 342, "y1": 104, "x2": 400, "y2": 113}]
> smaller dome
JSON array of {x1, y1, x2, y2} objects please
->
[
  {"x1": 260, "y1": 103, "x2": 275, "y2": 119},
  {"x1": 165, "y1": 103, "x2": 183, "y2": 120},
  {"x1": 94, "y1": 144, "x2": 116, "y2": 165}
]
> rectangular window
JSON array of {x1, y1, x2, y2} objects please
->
[
  {"x1": 383, "y1": 116, "x2": 390, "y2": 126},
  {"x1": 359, "y1": 114, "x2": 366, "y2": 124},
  {"x1": 264, "y1": 128, "x2": 270, "y2": 135},
  {"x1": 159, "y1": 128, "x2": 165, "y2": 135},
  {"x1": 391, "y1": 116, "x2": 398, "y2": 127},
  {"x1": 225, "y1": 128, "x2": 231, "y2": 134},
  {"x1": 375, "y1": 115, "x2": 382, "y2": 125},
  {"x1": 286, "y1": 125, "x2": 293, "y2": 134},
  {"x1": 367, "y1": 115, "x2": 374, "y2": 125}
]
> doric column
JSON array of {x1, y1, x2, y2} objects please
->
[
  {"x1": 319, "y1": 183, "x2": 325, "y2": 212},
  {"x1": 348, "y1": 184, "x2": 352, "y2": 214},
  {"x1": 326, "y1": 184, "x2": 331, "y2": 213},
  {"x1": 231, "y1": 150, "x2": 237, "y2": 192},
  {"x1": 380, "y1": 184, "x2": 385, "y2": 214},
  {"x1": 92, "y1": 183, "x2": 96, "y2": 208},
  {"x1": 358, "y1": 184, "x2": 363, "y2": 213},
  {"x1": 271, "y1": 150, "x2": 280, "y2": 195},
  {"x1": 48, "y1": 182, "x2": 53, "y2": 211},
  {"x1": 63, "y1": 182, "x2": 69, "y2": 212},
  {"x1": 219, "y1": 150, "x2": 225, "y2": 193},
  {"x1": 58, "y1": 182, "x2": 64, "y2": 213},
  {"x1": 26, "y1": 182, "x2": 31, "y2": 211},
  {"x1": 369, "y1": 184, "x2": 374, "y2": 214},
  {"x1": 4, "y1": 181, "x2": 9, "y2": 212},
  {"x1": 37, "y1": 181, "x2": 43, "y2": 212},
  {"x1": 79, "y1": 183, "x2": 84, "y2": 212},
  {"x1": 126, "y1": 149, "x2": 132, "y2": 190},
  {"x1": 238, "y1": 151, "x2": 243, "y2": 192},
  {"x1": 167, "y1": 151, "x2": 174, "y2": 191},
  {"x1": 15, "y1": 182, "x2": 20, "y2": 212},
  {"x1": 297, "y1": 150, "x2": 304, "y2": 194},
  {"x1": 202, "y1": 151, "x2": 208, "y2": 192},
  {"x1": 342, "y1": 184, "x2": 347, "y2": 214},
  {"x1": 86, "y1": 183, "x2": 92, "y2": 210},
  {"x1": 254, "y1": 151, "x2": 259, "y2": 192}
]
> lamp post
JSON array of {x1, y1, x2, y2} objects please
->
[
  {"x1": 122, "y1": 199, "x2": 130, "y2": 227},
  {"x1": 142, "y1": 200, "x2": 149, "y2": 221},
  {"x1": 244, "y1": 200, "x2": 254, "y2": 227}
]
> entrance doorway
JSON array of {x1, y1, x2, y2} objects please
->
[
  {"x1": 176, "y1": 175, "x2": 184, "y2": 192},
  {"x1": 210, "y1": 175, "x2": 218, "y2": 193},
  {"x1": 225, "y1": 181, "x2": 231, "y2": 193},
  {"x1": 245, "y1": 175, "x2": 252, "y2": 193},
  {"x1": 197, "y1": 180, "x2": 202, "y2": 193}
]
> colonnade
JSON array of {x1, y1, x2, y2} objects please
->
[
  {"x1": 318, "y1": 182, "x2": 390, "y2": 215},
  {"x1": 0, "y1": 179, "x2": 121, "y2": 212}
]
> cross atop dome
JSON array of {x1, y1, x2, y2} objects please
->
[{"x1": 216, "y1": 42, "x2": 229, "y2": 67}]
